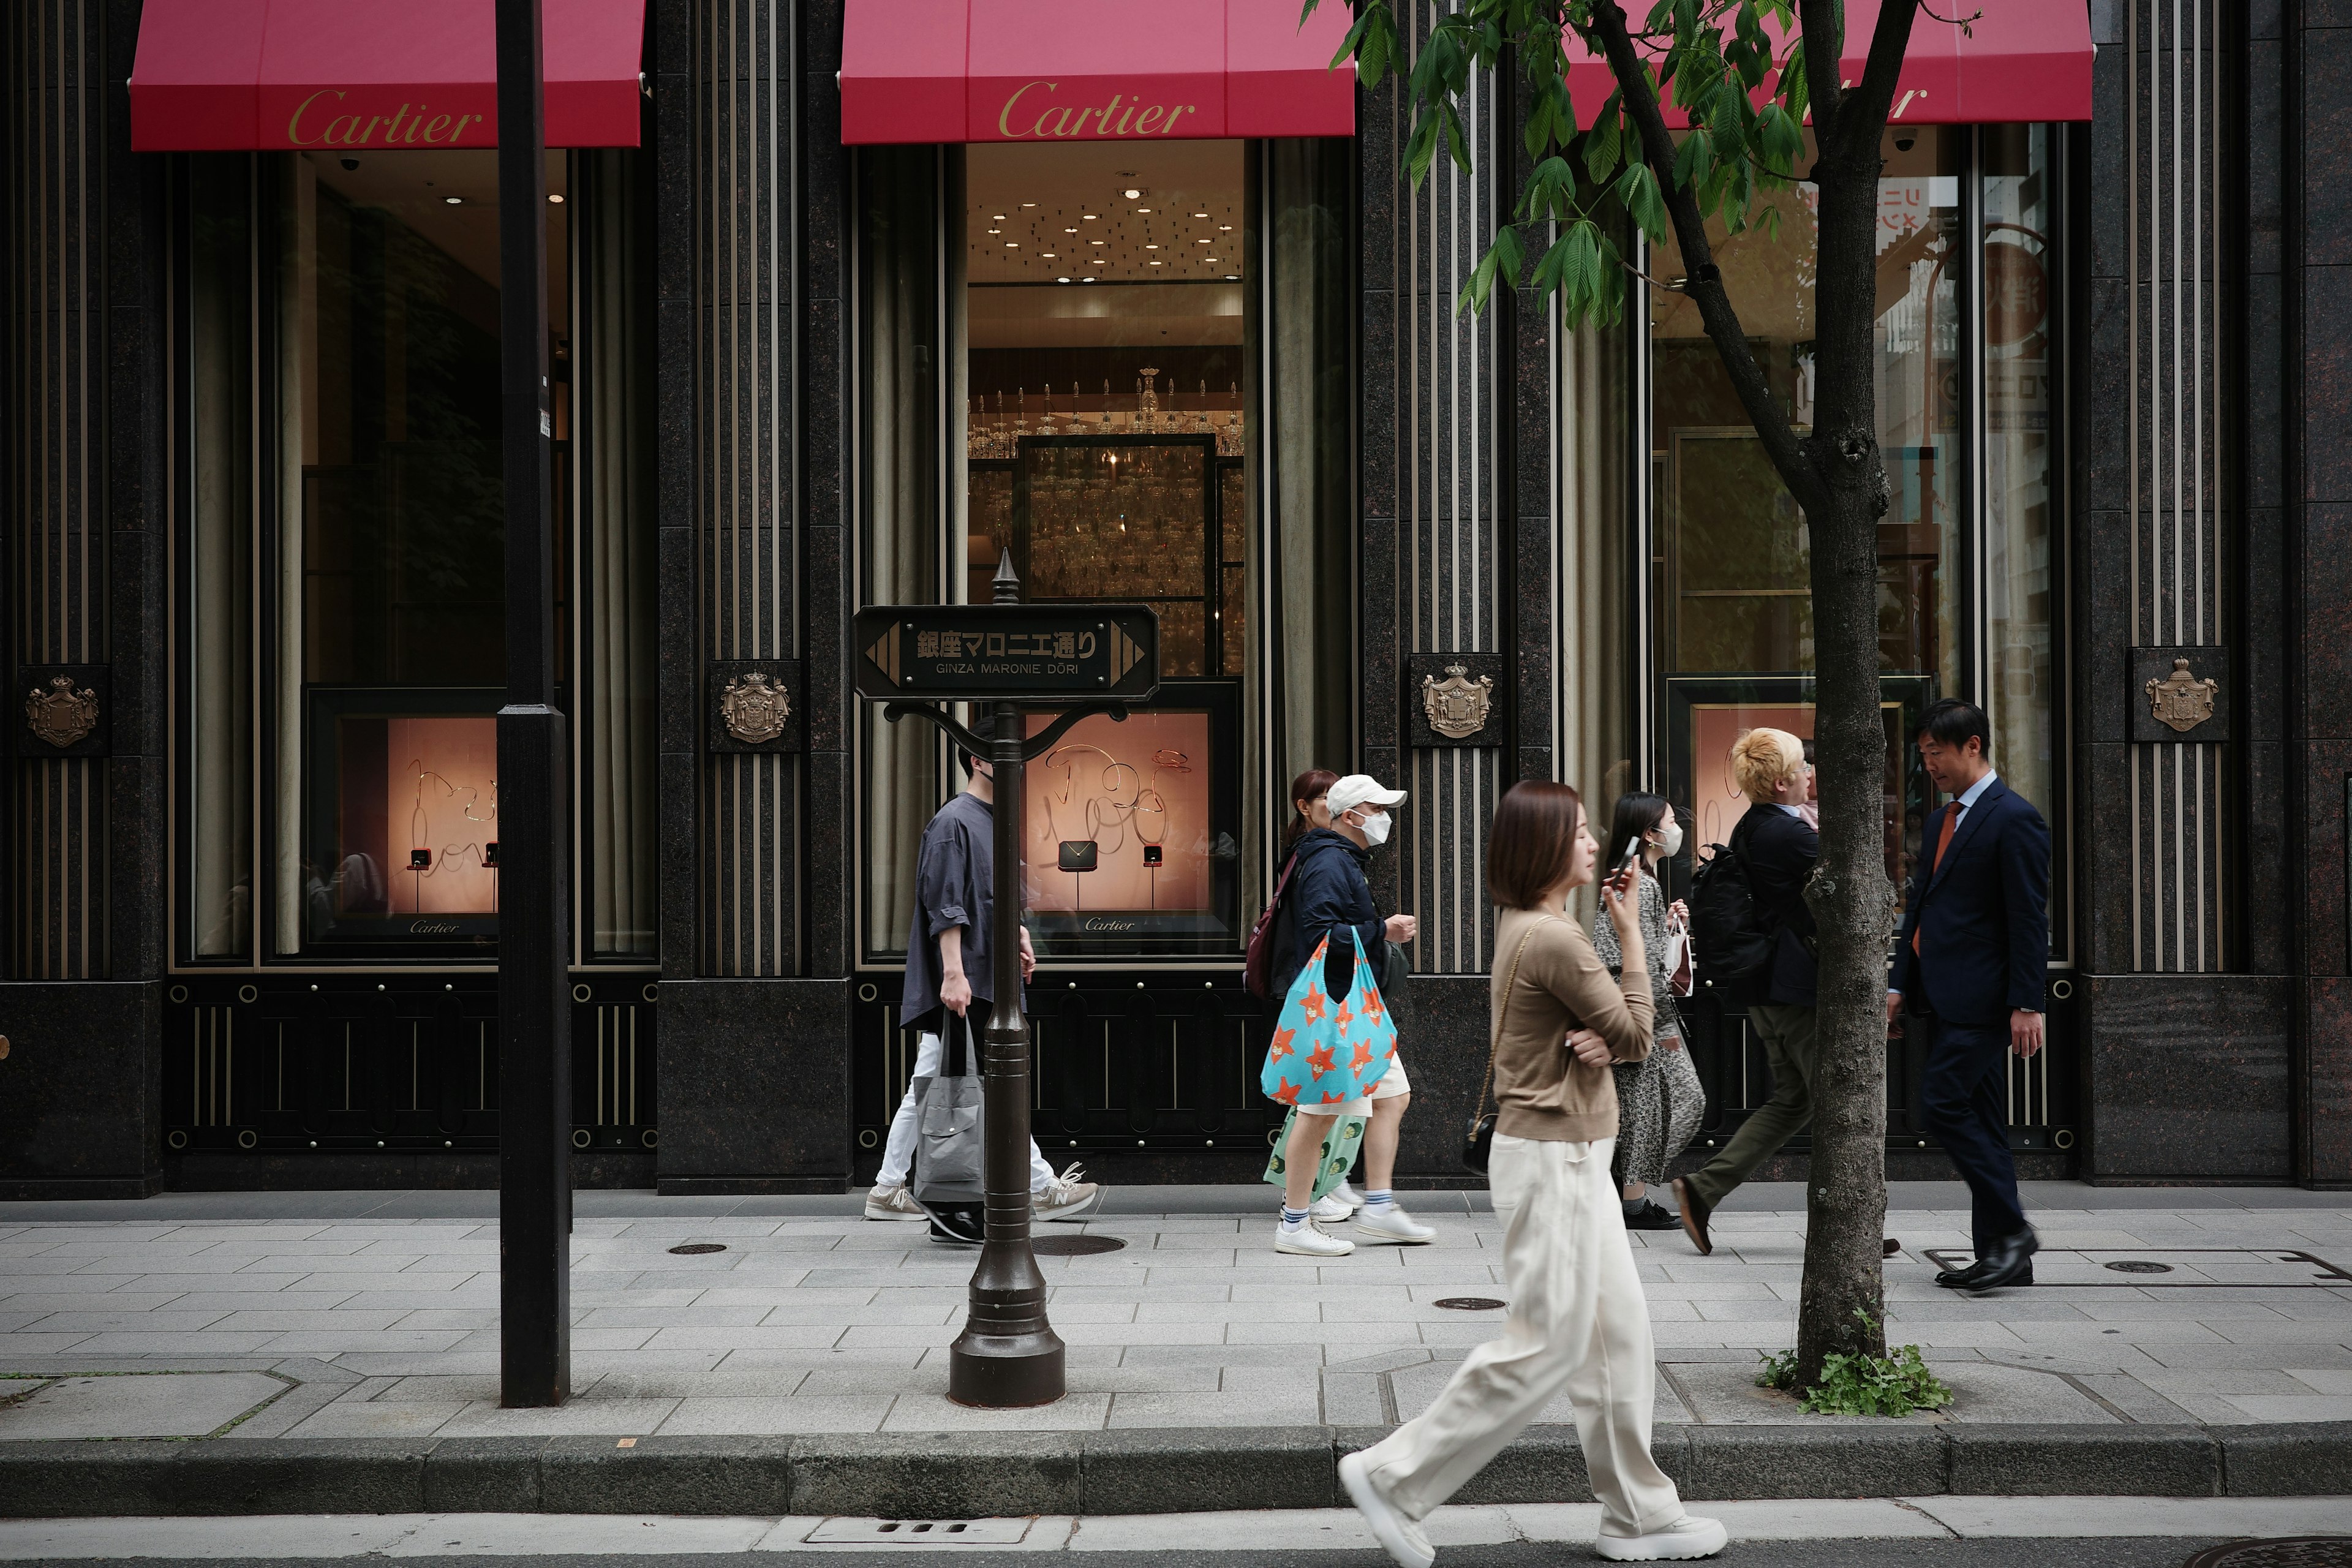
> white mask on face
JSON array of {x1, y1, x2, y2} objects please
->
[
  {"x1": 1357, "y1": 810, "x2": 1393, "y2": 847},
  {"x1": 1651, "y1": 820, "x2": 1684, "y2": 858}
]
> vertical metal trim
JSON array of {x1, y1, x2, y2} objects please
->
[{"x1": 2128, "y1": 0, "x2": 2143, "y2": 973}]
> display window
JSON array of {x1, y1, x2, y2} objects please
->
[
  {"x1": 175, "y1": 146, "x2": 656, "y2": 966},
  {"x1": 857, "y1": 137, "x2": 1353, "y2": 967}
]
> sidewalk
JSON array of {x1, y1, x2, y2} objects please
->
[{"x1": 1, "y1": 1184, "x2": 2348, "y2": 1515}]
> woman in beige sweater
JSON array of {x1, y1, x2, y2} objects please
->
[{"x1": 1340, "y1": 781, "x2": 1725, "y2": 1566}]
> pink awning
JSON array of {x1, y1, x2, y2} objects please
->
[
  {"x1": 130, "y1": 0, "x2": 648, "y2": 152},
  {"x1": 1567, "y1": 1, "x2": 2093, "y2": 126},
  {"x1": 840, "y1": 0, "x2": 1355, "y2": 145}
]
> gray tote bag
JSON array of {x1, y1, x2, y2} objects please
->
[{"x1": 911, "y1": 1012, "x2": 986, "y2": 1205}]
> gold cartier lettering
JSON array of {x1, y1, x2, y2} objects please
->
[
  {"x1": 286, "y1": 88, "x2": 344, "y2": 145},
  {"x1": 993, "y1": 82, "x2": 1204, "y2": 140},
  {"x1": 422, "y1": 113, "x2": 453, "y2": 142}
]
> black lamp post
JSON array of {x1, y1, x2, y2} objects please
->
[{"x1": 493, "y1": 0, "x2": 571, "y2": 1409}]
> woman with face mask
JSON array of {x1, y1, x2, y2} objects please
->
[
  {"x1": 1265, "y1": 773, "x2": 1424, "y2": 1254},
  {"x1": 1590, "y1": 792, "x2": 1706, "y2": 1231}
]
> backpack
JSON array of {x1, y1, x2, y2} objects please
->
[
  {"x1": 1242, "y1": 852, "x2": 1303, "y2": 1000},
  {"x1": 1686, "y1": 829, "x2": 1777, "y2": 984}
]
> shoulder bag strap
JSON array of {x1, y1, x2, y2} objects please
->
[{"x1": 1472, "y1": 916, "x2": 1555, "y2": 1125}]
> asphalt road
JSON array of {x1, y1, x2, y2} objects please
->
[{"x1": 0, "y1": 1546, "x2": 2242, "y2": 1568}]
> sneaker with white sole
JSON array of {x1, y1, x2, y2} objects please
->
[
  {"x1": 1594, "y1": 1515, "x2": 1728, "y2": 1562},
  {"x1": 864, "y1": 1183, "x2": 924, "y2": 1221},
  {"x1": 1310, "y1": 1192, "x2": 1355, "y2": 1223},
  {"x1": 1338, "y1": 1451, "x2": 1434, "y2": 1568},
  {"x1": 1327, "y1": 1180, "x2": 1366, "y2": 1212},
  {"x1": 1274, "y1": 1219, "x2": 1355, "y2": 1257},
  {"x1": 1032, "y1": 1165, "x2": 1102, "y2": 1223},
  {"x1": 1354, "y1": 1204, "x2": 1436, "y2": 1245}
]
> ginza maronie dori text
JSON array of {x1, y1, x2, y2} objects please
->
[
  {"x1": 994, "y1": 81, "x2": 1199, "y2": 139},
  {"x1": 285, "y1": 90, "x2": 489, "y2": 148}
]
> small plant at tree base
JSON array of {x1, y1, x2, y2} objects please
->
[{"x1": 1756, "y1": 1310, "x2": 1953, "y2": 1417}]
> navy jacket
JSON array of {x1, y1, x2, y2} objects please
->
[
  {"x1": 1888, "y1": 777, "x2": 2051, "y2": 1027},
  {"x1": 1735, "y1": 805, "x2": 1820, "y2": 1008},
  {"x1": 1270, "y1": 829, "x2": 1384, "y2": 1003}
]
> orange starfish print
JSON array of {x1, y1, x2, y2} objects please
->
[
  {"x1": 1306, "y1": 1042, "x2": 1338, "y2": 1079},
  {"x1": 1351, "y1": 1040, "x2": 1376, "y2": 1076},
  {"x1": 1361, "y1": 990, "x2": 1384, "y2": 1023},
  {"x1": 1299, "y1": 985, "x2": 1327, "y2": 1023},
  {"x1": 1335, "y1": 1000, "x2": 1354, "y2": 1031},
  {"x1": 1272, "y1": 1080, "x2": 1301, "y2": 1106},
  {"x1": 1268, "y1": 1027, "x2": 1297, "y2": 1063}
]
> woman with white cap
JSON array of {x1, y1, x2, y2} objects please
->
[{"x1": 1265, "y1": 773, "x2": 1425, "y2": 1255}]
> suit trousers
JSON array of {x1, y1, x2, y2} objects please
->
[
  {"x1": 1352, "y1": 1134, "x2": 1685, "y2": 1540},
  {"x1": 1916, "y1": 1015, "x2": 2027, "y2": 1255},
  {"x1": 1681, "y1": 1003, "x2": 1815, "y2": 1213}
]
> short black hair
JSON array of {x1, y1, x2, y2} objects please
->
[
  {"x1": 1919, "y1": 698, "x2": 1991, "y2": 758},
  {"x1": 959, "y1": 710, "x2": 997, "y2": 769}
]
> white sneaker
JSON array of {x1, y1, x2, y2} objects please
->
[
  {"x1": 864, "y1": 1183, "x2": 924, "y2": 1221},
  {"x1": 1274, "y1": 1219, "x2": 1354, "y2": 1257},
  {"x1": 1311, "y1": 1192, "x2": 1355, "y2": 1223},
  {"x1": 1594, "y1": 1515, "x2": 1728, "y2": 1561},
  {"x1": 1354, "y1": 1203, "x2": 1436, "y2": 1245},
  {"x1": 1327, "y1": 1180, "x2": 1366, "y2": 1212},
  {"x1": 1033, "y1": 1165, "x2": 1102, "y2": 1222},
  {"x1": 1338, "y1": 1451, "x2": 1434, "y2": 1568}
]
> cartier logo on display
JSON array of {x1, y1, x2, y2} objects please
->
[
  {"x1": 408, "y1": 920, "x2": 461, "y2": 935},
  {"x1": 284, "y1": 91, "x2": 490, "y2": 149},
  {"x1": 993, "y1": 82, "x2": 1199, "y2": 141}
]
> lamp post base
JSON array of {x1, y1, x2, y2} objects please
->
[{"x1": 946, "y1": 1327, "x2": 1066, "y2": 1409}]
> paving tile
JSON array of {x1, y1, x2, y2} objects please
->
[
  {"x1": 880, "y1": 1392, "x2": 1109, "y2": 1431},
  {"x1": 2219, "y1": 1393, "x2": 2352, "y2": 1422},
  {"x1": 655, "y1": 1395, "x2": 892, "y2": 1434},
  {"x1": 643, "y1": 1324, "x2": 848, "y2": 1351},
  {"x1": 0, "y1": 1371, "x2": 286, "y2": 1439},
  {"x1": 279, "y1": 1399, "x2": 467, "y2": 1438},
  {"x1": 431, "y1": 1397, "x2": 682, "y2": 1438}
]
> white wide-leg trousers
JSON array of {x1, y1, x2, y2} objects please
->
[{"x1": 875, "y1": 1028, "x2": 1057, "y2": 1193}]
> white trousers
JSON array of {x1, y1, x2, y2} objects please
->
[
  {"x1": 1354, "y1": 1133, "x2": 1684, "y2": 1539},
  {"x1": 875, "y1": 1029, "x2": 1057, "y2": 1193}
]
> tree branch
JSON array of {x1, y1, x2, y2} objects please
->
[
  {"x1": 1582, "y1": 0, "x2": 1825, "y2": 516},
  {"x1": 1817, "y1": 0, "x2": 1920, "y2": 166}
]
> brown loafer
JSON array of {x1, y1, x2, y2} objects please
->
[{"x1": 1672, "y1": 1177, "x2": 1712, "y2": 1256}]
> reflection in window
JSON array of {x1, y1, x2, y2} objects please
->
[{"x1": 272, "y1": 149, "x2": 567, "y2": 954}]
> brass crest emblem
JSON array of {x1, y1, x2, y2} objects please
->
[
  {"x1": 2143, "y1": 657, "x2": 2219, "y2": 735},
  {"x1": 719, "y1": 669, "x2": 791, "y2": 744},
  {"x1": 24, "y1": 675, "x2": 99, "y2": 749},
  {"x1": 1420, "y1": 663, "x2": 1495, "y2": 741}
]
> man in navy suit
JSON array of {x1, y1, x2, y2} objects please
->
[{"x1": 1888, "y1": 699, "x2": 2051, "y2": 1293}]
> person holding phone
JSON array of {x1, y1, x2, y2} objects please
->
[
  {"x1": 1340, "y1": 780, "x2": 1725, "y2": 1566},
  {"x1": 1591, "y1": 793, "x2": 1704, "y2": 1231}
]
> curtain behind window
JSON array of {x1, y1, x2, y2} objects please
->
[
  {"x1": 577, "y1": 149, "x2": 657, "y2": 957},
  {"x1": 859, "y1": 146, "x2": 946, "y2": 959}
]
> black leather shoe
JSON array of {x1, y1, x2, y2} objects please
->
[
  {"x1": 1672, "y1": 1177, "x2": 1713, "y2": 1256},
  {"x1": 1624, "y1": 1200, "x2": 1681, "y2": 1231},
  {"x1": 1936, "y1": 1259, "x2": 1994, "y2": 1290},
  {"x1": 1964, "y1": 1227, "x2": 2039, "y2": 1291},
  {"x1": 1883, "y1": 1238, "x2": 1902, "y2": 1259}
]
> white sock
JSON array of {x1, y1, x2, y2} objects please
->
[
  {"x1": 1363, "y1": 1188, "x2": 1395, "y2": 1213},
  {"x1": 1281, "y1": 1205, "x2": 1309, "y2": 1232}
]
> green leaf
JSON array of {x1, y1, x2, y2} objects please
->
[
  {"x1": 1583, "y1": 94, "x2": 1624, "y2": 184},
  {"x1": 1778, "y1": 37, "x2": 1809, "y2": 121},
  {"x1": 1617, "y1": 162, "x2": 1668, "y2": 246},
  {"x1": 1754, "y1": 102, "x2": 1803, "y2": 179},
  {"x1": 1672, "y1": 127, "x2": 1714, "y2": 192}
]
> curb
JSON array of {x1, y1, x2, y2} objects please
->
[{"x1": 2, "y1": 1421, "x2": 2348, "y2": 1517}]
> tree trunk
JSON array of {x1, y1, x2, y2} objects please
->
[{"x1": 1790, "y1": 101, "x2": 1899, "y2": 1388}]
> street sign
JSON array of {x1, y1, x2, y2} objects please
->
[{"x1": 854, "y1": 604, "x2": 1159, "y2": 703}]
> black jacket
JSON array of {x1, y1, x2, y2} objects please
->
[
  {"x1": 1270, "y1": 829, "x2": 1384, "y2": 1003},
  {"x1": 1735, "y1": 805, "x2": 1819, "y2": 1008}
]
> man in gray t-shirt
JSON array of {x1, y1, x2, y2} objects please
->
[{"x1": 866, "y1": 714, "x2": 1103, "y2": 1227}]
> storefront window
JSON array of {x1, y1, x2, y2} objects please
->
[
  {"x1": 1650, "y1": 127, "x2": 1960, "y2": 884},
  {"x1": 181, "y1": 147, "x2": 652, "y2": 965}
]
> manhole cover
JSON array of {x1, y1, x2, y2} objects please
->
[
  {"x1": 2105, "y1": 1259, "x2": 2174, "y2": 1274},
  {"x1": 1433, "y1": 1297, "x2": 1506, "y2": 1311},
  {"x1": 667, "y1": 1243, "x2": 726, "y2": 1255},
  {"x1": 2183, "y1": 1540, "x2": 2352, "y2": 1568},
  {"x1": 1032, "y1": 1234, "x2": 1125, "y2": 1256}
]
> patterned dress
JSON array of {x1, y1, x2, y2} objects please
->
[{"x1": 1591, "y1": 873, "x2": 1706, "y2": 1190}]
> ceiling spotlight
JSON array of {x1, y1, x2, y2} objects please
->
[
  {"x1": 1207, "y1": 258, "x2": 1220, "y2": 264},
  {"x1": 1005, "y1": 241, "x2": 1019, "y2": 248},
  {"x1": 1122, "y1": 187, "x2": 1142, "y2": 198},
  {"x1": 1090, "y1": 239, "x2": 1106, "y2": 246},
  {"x1": 1148, "y1": 260, "x2": 1163, "y2": 266},
  {"x1": 1082, "y1": 213, "x2": 1098, "y2": 220},
  {"x1": 1041, "y1": 253, "x2": 1057, "y2": 258},
  {"x1": 993, "y1": 213, "x2": 1007, "y2": 220},
  {"x1": 1196, "y1": 238, "x2": 1210, "y2": 244},
  {"x1": 1064, "y1": 227, "x2": 1078, "y2": 233},
  {"x1": 1058, "y1": 276, "x2": 1072, "y2": 284},
  {"x1": 1224, "y1": 274, "x2": 1239, "y2": 280},
  {"x1": 547, "y1": 193, "x2": 564, "y2": 203},
  {"x1": 445, "y1": 196, "x2": 462, "y2": 205},
  {"x1": 1082, "y1": 276, "x2": 1096, "y2": 283},
  {"x1": 1192, "y1": 211, "x2": 1208, "y2": 217},
  {"x1": 1219, "y1": 224, "x2": 1233, "y2": 231},
  {"x1": 1137, "y1": 206, "x2": 1152, "y2": 213},
  {"x1": 1020, "y1": 202, "x2": 1037, "y2": 208},
  {"x1": 1145, "y1": 243, "x2": 1159, "y2": 249}
]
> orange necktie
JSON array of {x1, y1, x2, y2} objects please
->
[{"x1": 1911, "y1": 805, "x2": 1959, "y2": 956}]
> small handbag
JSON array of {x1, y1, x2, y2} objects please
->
[
  {"x1": 1664, "y1": 908, "x2": 1695, "y2": 998},
  {"x1": 1463, "y1": 919, "x2": 1547, "y2": 1175}
]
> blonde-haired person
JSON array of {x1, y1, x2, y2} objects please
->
[
  {"x1": 1669, "y1": 728, "x2": 1819, "y2": 1256},
  {"x1": 1339, "y1": 780, "x2": 1725, "y2": 1567}
]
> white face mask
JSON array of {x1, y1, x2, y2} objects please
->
[
  {"x1": 1355, "y1": 810, "x2": 1393, "y2": 847},
  {"x1": 1651, "y1": 820, "x2": 1684, "y2": 858}
]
